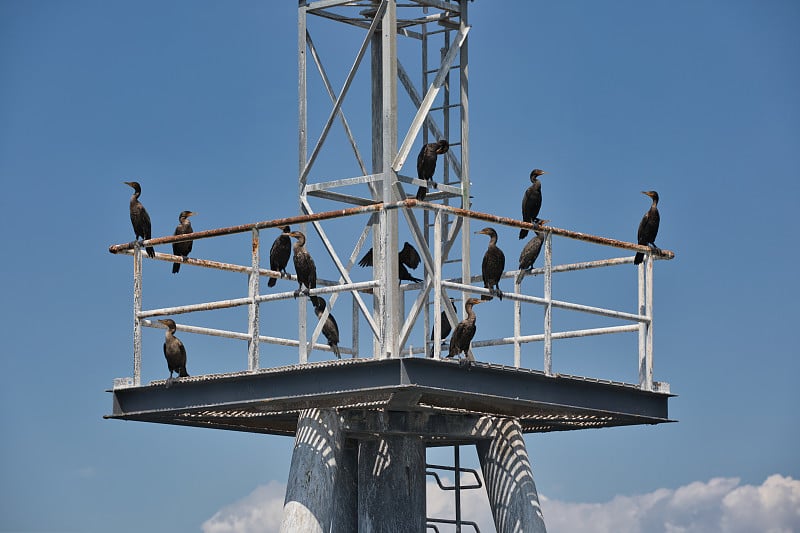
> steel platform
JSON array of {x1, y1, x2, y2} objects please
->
[{"x1": 106, "y1": 357, "x2": 674, "y2": 439}]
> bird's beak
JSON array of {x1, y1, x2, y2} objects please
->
[
  {"x1": 188, "y1": 212, "x2": 197, "y2": 217},
  {"x1": 640, "y1": 191, "x2": 649, "y2": 196},
  {"x1": 157, "y1": 319, "x2": 166, "y2": 325}
]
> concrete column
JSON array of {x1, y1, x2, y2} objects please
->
[
  {"x1": 476, "y1": 418, "x2": 547, "y2": 533},
  {"x1": 280, "y1": 409, "x2": 352, "y2": 533},
  {"x1": 358, "y1": 436, "x2": 426, "y2": 532}
]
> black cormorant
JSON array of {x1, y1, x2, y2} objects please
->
[
  {"x1": 476, "y1": 227, "x2": 505, "y2": 300},
  {"x1": 634, "y1": 191, "x2": 661, "y2": 265},
  {"x1": 358, "y1": 241, "x2": 423, "y2": 283},
  {"x1": 171, "y1": 210, "x2": 196, "y2": 273},
  {"x1": 519, "y1": 169, "x2": 547, "y2": 239},
  {"x1": 415, "y1": 140, "x2": 449, "y2": 200},
  {"x1": 428, "y1": 297, "x2": 456, "y2": 357},
  {"x1": 289, "y1": 231, "x2": 317, "y2": 296},
  {"x1": 158, "y1": 318, "x2": 189, "y2": 386},
  {"x1": 268, "y1": 226, "x2": 292, "y2": 287},
  {"x1": 447, "y1": 297, "x2": 484, "y2": 360},
  {"x1": 124, "y1": 181, "x2": 155, "y2": 258},
  {"x1": 310, "y1": 295, "x2": 341, "y2": 359},
  {"x1": 518, "y1": 220, "x2": 548, "y2": 272}
]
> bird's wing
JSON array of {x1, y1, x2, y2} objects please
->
[
  {"x1": 399, "y1": 242, "x2": 421, "y2": 269},
  {"x1": 358, "y1": 248, "x2": 374, "y2": 268},
  {"x1": 178, "y1": 340, "x2": 187, "y2": 366}
]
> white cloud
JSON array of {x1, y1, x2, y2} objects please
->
[
  {"x1": 202, "y1": 481, "x2": 285, "y2": 533},
  {"x1": 203, "y1": 474, "x2": 800, "y2": 533},
  {"x1": 542, "y1": 474, "x2": 800, "y2": 533}
]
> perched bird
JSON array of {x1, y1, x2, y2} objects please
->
[
  {"x1": 634, "y1": 191, "x2": 661, "y2": 265},
  {"x1": 447, "y1": 297, "x2": 484, "y2": 360},
  {"x1": 171, "y1": 210, "x2": 196, "y2": 274},
  {"x1": 267, "y1": 226, "x2": 292, "y2": 287},
  {"x1": 289, "y1": 231, "x2": 317, "y2": 296},
  {"x1": 519, "y1": 169, "x2": 547, "y2": 239},
  {"x1": 415, "y1": 139, "x2": 449, "y2": 200},
  {"x1": 123, "y1": 181, "x2": 155, "y2": 258},
  {"x1": 428, "y1": 297, "x2": 457, "y2": 357},
  {"x1": 476, "y1": 227, "x2": 506, "y2": 300},
  {"x1": 518, "y1": 220, "x2": 549, "y2": 272},
  {"x1": 358, "y1": 241, "x2": 423, "y2": 283},
  {"x1": 310, "y1": 295, "x2": 341, "y2": 359},
  {"x1": 158, "y1": 318, "x2": 189, "y2": 386}
]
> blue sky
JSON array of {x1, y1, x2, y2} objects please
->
[{"x1": 1, "y1": 1, "x2": 799, "y2": 532}]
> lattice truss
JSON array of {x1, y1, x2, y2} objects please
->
[{"x1": 297, "y1": 0, "x2": 472, "y2": 360}]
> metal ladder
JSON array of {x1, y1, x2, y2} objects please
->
[{"x1": 426, "y1": 445, "x2": 484, "y2": 532}]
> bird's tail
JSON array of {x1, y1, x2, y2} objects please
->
[
  {"x1": 416, "y1": 186, "x2": 427, "y2": 201},
  {"x1": 332, "y1": 344, "x2": 341, "y2": 359},
  {"x1": 634, "y1": 252, "x2": 644, "y2": 265},
  {"x1": 172, "y1": 263, "x2": 181, "y2": 274},
  {"x1": 179, "y1": 367, "x2": 189, "y2": 378},
  {"x1": 267, "y1": 277, "x2": 277, "y2": 287},
  {"x1": 146, "y1": 246, "x2": 155, "y2": 258},
  {"x1": 519, "y1": 228, "x2": 529, "y2": 239}
]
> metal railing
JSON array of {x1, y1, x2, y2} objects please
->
[{"x1": 109, "y1": 199, "x2": 673, "y2": 390}]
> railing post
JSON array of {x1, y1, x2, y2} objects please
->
[
  {"x1": 645, "y1": 254, "x2": 654, "y2": 390},
  {"x1": 543, "y1": 232, "x2": 553, "y2": 376},
  {"x1": 638, "y1": 259, "x2": 646, "y2": 388},
  {"x1": 133, "y1": 242, "x2": 143, "y2": 386},
  {"x1": 248, "y1": 228, "x2": 260, "y2": 371},
  {"x1": 513, "y1": 274, "x2": 521, "y2": 368},
  {"x1": 432, "y1": 209, "x2": 443, "y2": 358}
]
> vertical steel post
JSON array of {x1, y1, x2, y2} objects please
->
[
  {"x1": 454, "y1": 445, "x2": 462, "y2": 533},
  {"x1": 248, "y1": 228, "x2": 260, "y2": 371},
  {"x1": 298, "y1": 2, "x2": 308, "y2": 365},
  {"x1": 380, "y1": 0, "x2": 399, "y2": 359},
  {"x1": 432, "y1": 209, "x2": 444, "y2": 358},
  {"x1": 638, "y1": 260, "x2": 646, "y2": 388},
  {"x1": 459, "y1": 0, "x2": 471, "y2": 317},
  {"x1": 514, "y1": 275, "x2": 522, "y2": 368},
  {"x1": 133, "y1": 242, "x2": 143, "y2": 386},
  {"x1": 645, "y1": 254, "x2": 654, "y2": 390},
  {"x1": 543, "y1": 232, "x2": 553, "y2": 376},
  {"x1": 371, "y1": 4, "x2": 385, "y2": 359},
  {"x1": 352, "y1": 296, "x2": 359, "y2": 359}
]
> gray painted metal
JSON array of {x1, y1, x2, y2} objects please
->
[
  {"x1": 280, "y1": 408, "x2": 349, "y2": 533},
  {"x1": 477, "y1": 418, "x2": 547, "y2": 533},
  {"x1": 359, "y1": 436, "x2": 426, "y2": 532},
  {"x1": 106, "y1": 358, "x2": 673, "y2": 436}
]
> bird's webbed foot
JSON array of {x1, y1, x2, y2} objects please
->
[
  {"x1": 428, "y1": 179, "x2": 437, "y2": 190},
  {"x1": 493, "y1": 288, "x2": 504, "y2": 301},
  {"x1": 293, "y1": 289, "x2": 301, "y2": 299},
  {"x1": 165, "y1": 376, "x2": 174, "y2": 388}
]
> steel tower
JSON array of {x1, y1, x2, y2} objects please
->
[{"x1": 107, "y1": 2, "x2": 675, "y2": 531}]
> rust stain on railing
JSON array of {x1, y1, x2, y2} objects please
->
[{"x1": 110, "y1": 200, "x2": 674, "y2": 261}]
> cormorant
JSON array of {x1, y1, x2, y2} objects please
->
[
  {"x1": 289, "y1": 231, "x2": 317, "y2": 296},
  {"x1": 124, "y1": 181, "x2": 155, "y2": 258},
  {"x1": 267, "y1": 226, "x2": 292, "y2": 287},
  {"x1": 518, "y1": 220, "x2": 549, "y2": 272},
  {"x1": 476, "y1": 227, "x2": 505, "y2": 300},
  {"x1": 310, "y1": 295, "x2": 341, "y2": 359},
  {"x1": 358, "y1": 241, "x2": 423, "y2": 283},
  {"x1": 415, "y1": 140, "x2": 449, "y2": 200},
  {"x1": 171, "y1": 210, "x2": 196, "y2": 274},
  {"x1": 428, "y1": 297, "x2": 457, "y2": 357},
  {"x1": 158, "y1": 318, "x2": 189, "y2": 386},
  {"x1": 634, "y1": 191, "x2": 661, "y2": 265},
  {"x1": 519, "y1": 169, "x2": 547, "y2": 239},
  {"x1": 447, "y1": 297, "x2": 484, "y2": 360}
]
